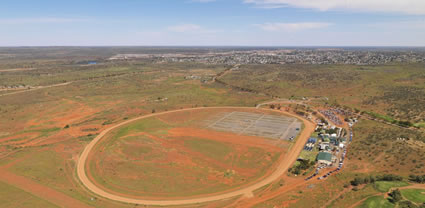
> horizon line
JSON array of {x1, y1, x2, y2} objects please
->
[{"x1": 1, "y1": 45, "x2": 425, "y2": 48}]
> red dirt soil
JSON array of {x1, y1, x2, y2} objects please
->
[{"x1": 87, "y1": 128, "x2": 282, "y2": 198}]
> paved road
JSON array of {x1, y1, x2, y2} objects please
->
[{"x1": 77, "y1": 107, "x2": 315, "y2": 206}]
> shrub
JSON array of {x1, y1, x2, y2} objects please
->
[{"x1": 389, "y1": 189, "x2": 403, "y2": 203}]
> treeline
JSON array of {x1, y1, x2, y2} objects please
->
[
  {"x1": 409, "y1": 174, "x2": 425, "y2": 183},
  {"x1": 214, "y1": 78, "x2": 274, "y2": 97},
  {"x1": 289, "y1": 159, "x2": 315, "y2": 175},
  {"x1": 350, "y1": 174, "x2": 403, "y2": 186},
  {"x1": 363, "y1": 111, "x2": 415, "y2": 128}
]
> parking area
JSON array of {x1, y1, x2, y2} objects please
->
[{"x1": 205, "y1": 111, "x2": 302, "y2": 140}]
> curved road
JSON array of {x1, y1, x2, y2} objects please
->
[{"x1": 77, "y1": 107, "x2": 315, "y2": 206}]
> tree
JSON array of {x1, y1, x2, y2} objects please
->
[
  {"x1": 398, "y1": 120, "x2": 413, "y2": 127},
  {"x1": 399, "y1": 200, "x2": 418, "y2": 208},
  {"x1": 369, "y1": 175, "x2": 376, "y2": 183},
  {"x1": 363, "y1": 177, "x2": 370, "y2": 184},
  {"x1": 350, "y1": 177, "x2": 363, "y2": 186},
  {"x1": 389, "y1": 189, "x2": 403, "y2": 203}
]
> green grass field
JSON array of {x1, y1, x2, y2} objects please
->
[
  {"x1": 401, "y1": 189, "x2": 425, "y2": 204},
  {"x1": 414, "y1": 122, "x2": 425, "y2": 128},
  {"x1": 374, "y1": 181, "x2": 409, "y2": 193},
  {"x1": 359, "y1": 196, "x2": 394, "y2": 208},
  {"x1": 298, "y1": 149, "x2": 318, "y2": 162},
  {"x1": 0, "y1": 181, "x2": 58, "y2": 208}
]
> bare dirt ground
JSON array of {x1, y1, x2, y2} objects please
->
[{"x1": 77, "y1": 106, "x2": 315, "y2": 206}]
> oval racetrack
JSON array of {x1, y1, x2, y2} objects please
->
[{"x1": 77, "y1": 107, "x2": 315, "y2": 206}]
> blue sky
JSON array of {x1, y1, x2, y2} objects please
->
[{"x1": 0, "y1": 0, "x2": 424, "y2": 46}]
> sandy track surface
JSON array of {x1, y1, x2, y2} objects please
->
[
  {"x1": 0, "y1": 168, "x2": 92, "y2": 208},
  {"x1": 77, "y1": 107, "x2": 315, "y2": 206}
]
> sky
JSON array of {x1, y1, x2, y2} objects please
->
[{"x1": 0, "y1": 0, "x2": 424, "y2": 46}]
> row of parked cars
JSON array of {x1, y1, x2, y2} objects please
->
[
  {"x1": 305, "y1": 165, "x2": 326, "y2": 181},
  {"x1": 304, "y1": 145, "x2": 349, "y2": 181},
  {"x1": 303, "y1": 137, "x2": 317, "y2": 151},
  {"x1": 303, "y1": 143, "x2": 315, "y2": 151},
  {"x1": 319, "y1": 109, "x2": 343, "y2": 125}
]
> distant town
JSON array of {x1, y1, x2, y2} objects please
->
[{"x1": 109, "y1": 49, "x2": 425, "y2": 65}]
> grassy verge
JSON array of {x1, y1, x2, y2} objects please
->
[
  {"x1": 359, "y1": 196, "x2": 394, "y2": 208},
  {"x1": 401, "y1": 189, "x2": 425, "y2": 204},
  {"x1": 374, "y1": 181, "x2": 409, "y2": 193}
]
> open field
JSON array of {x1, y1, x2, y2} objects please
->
[
  {"x1": 359, "y1": 196, "x2": 394, "y2": 208},
  {"x1": 0, "y1": 54, "x2": 270, "y2": 207},
  {"x1": 87, "y1": 108, "x2": 291, "y2": 198},
  {"x1": 401, "y1": 189, "x2": 425, "y2": 204},
  {"x1": 219, "y1": 64, "x2": 425, "y2": 123},
  {"x1": 78, "y1": 106, "x2": 314, "y2": 205},
  {"x1": 374, "y1": 181, "x2": 409, "y2": 192},
  {"x1": 346, "y1": 119, "x2": 425, "y2": 176},
  {"x1": 0, "y1": 180, "x2": 59, "y2": 208},
  {"x1": 0, "y1": 47, "x2": 424, "y2": 207}
]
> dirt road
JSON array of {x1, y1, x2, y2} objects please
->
[
  {"x1": 77, "y1": 106, "x2": 315, "y2": 206},
  {"x1": 0, "y1": 82, "x2": 72, "y2": 97},
  {"x1": 211, "y1": 64, "x2": 239, "y2": 83}
]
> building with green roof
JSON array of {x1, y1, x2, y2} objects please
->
[{"x1": 317, "y1": 152, "x2": 332, "y2": 165}]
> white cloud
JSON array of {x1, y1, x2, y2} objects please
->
[
  {"x1": 368, "y1": 20, "x2": 425, "y2": 30},
  {"x1": 244, "y1": 0, "x2": 425, "y2": 15},
  {"x1": 167, "y1": 24, "x2": 218, "y2": 33},
  {"x1": 0, "y1": 18, "x2": 88, "y2": 24},
  {"x1": 168, "y1": 24, "x2": 202, "y2": 32},
  {"x1": 256, "y1": 22, "x2": 332, "y2": 31}
]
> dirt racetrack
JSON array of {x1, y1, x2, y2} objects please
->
[{"x1": 77, "y1": 107, "x2": 315, "y2": 206}]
